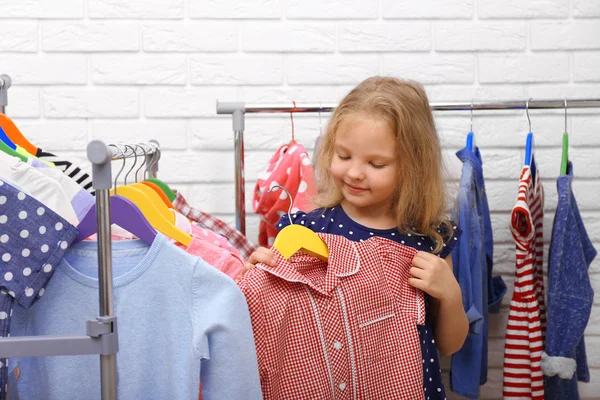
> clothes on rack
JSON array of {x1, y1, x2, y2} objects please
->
[
  {"x1": 17, "y1": 147, "x2": 55, "y2": 168},
  {"x1": 542, "y1": 162, "x2": 597, "y2": 400},
  {"x1": 277, "y1": 206, "x2": 461, "y2": 400},
  {"x1": 33, "y1": 164, "x2": 95, "y2": 222},
  {"x1": 0, "y1": 151, "x2": 79, "y2": 225},
  {"x1": 253, "y1": 142, "x2": 317, "y2": 247},
  {"x1": 450, "y1": 146, "x2": 506, "y2": 399},
  {"x1": 238, "y1": 233, "x2": 426, "y2": 400},
  {"x1": 8, "y1": 234, "x2": 262, "y2": 400},
  {"x1": 503, "y1": 159, "x2": 546, "y2": 400},
  {"x1": 35, "y1": 148, "x2": 94, "y2": 194},
  {"x1": 174, "y1": 191, "x2": 258, "y2": 260},
  {"x1": 0, "y1": 180, "x2": 78, "y2": 400},
  {"x1": 175, "y1": 224, "x2": 244, "y2": 280}
]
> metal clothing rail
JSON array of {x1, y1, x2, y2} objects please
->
[
  {"x1": 0, "y1": 75, "x2": 11, "y2": 114},
  {"x1": 0, "y1": 139, "x2": 160, "y2": 400},
  {"x1": 217, "y1": 98, "x2": 600, "y2": 235}
]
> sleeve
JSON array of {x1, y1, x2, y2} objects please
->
[
  {"x1": 439, "y1": 220, "x2": 463, "y2": 259},
  {"x1": 510, "y1": 200, "x2": 534, "y2": 248},
  {"x1": 449, "y1": 188, "x2": 484, "y2": 398},
  {"x1": 449, "y1": 193, "x2": 482, "y2": 333},
  {"x1": 194, "y1": 262, "x2": 263, "y2": 400},
  {"x1": 542, "y1": 206, "x2": 594, "y2": 380}
]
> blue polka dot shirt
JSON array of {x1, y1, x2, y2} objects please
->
[{"x1": 277, "y1": 205, "x2": 462, "y2": 399}]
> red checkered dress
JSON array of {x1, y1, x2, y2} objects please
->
[
  {"x1": 237, "y1": 234, "x2": 426, "y2": 400},
  {"x1": 173, "y1": 192, "x2": 258, "y2": 260}
]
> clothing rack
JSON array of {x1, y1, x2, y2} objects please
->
[
  {"x1": 0, "y1": 139, "x2": 160, "y2": 400},
  {"x1": 217, "y1": 98, "x2": 600, "y2": 235},
  {"x1": 0, "y1": 75, "x2": 11, "y2": 114}
]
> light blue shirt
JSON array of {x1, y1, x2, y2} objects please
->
[{"x1": 9, "y1": 233, "x2": 262, "y2": 400}]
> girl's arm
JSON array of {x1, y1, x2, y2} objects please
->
[{"x1": 428, "y1": 255, "x2": 469, "y2": 356}]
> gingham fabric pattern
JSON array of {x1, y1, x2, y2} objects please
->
[
  {"x1": 238, "y1": 233, "x2": 426, "y2": 400},
  {"x1": 173, "y1": 192, "x2": 258, "y2": 260},
  {"x1": 503, "y1": 163, "x2": 546, "y2": 400}
]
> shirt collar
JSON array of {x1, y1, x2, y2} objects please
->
[{"x1": 257, "y1": 233, "x2": 361, "y2": 295}]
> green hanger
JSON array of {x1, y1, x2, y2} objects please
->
[
  {"x1": 146, "y1": 177, "x2": 176, "y2": 202},
  {"x1": 560, "y1": 133, "x2": 569, "y2": 176},
  {"x1": 560, "y1": 99, "x2": 569, "y2": 176},
  {"x1": 0, "y1": 139, "x2": 28, "y2": 162}
]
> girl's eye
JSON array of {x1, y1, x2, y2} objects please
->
[
  {"x1": 370, "y1": 163, "x2": 385, "y2": 169},
  {"x1": 338, "y1": 154, "x2": 350, "y2": 160}
]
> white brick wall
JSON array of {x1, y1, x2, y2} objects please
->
[{"x1": 1, "y1": 1, "x2": 599, "y2": 398}]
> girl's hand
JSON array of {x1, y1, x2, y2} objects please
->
[
  {"x1": 240, "y1": 247, "x2": 277, "y2": 278},
  {"x1": 408, "y1": 251, "x2": 460, "y2": 302}
]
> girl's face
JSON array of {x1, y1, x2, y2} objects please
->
[{"x1": 330, "y1": 115, "x2": 398, "y2": 216}]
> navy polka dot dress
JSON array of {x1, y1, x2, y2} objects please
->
[{"x1": 277, "y1": 205, "x2": 462, "y2": 399}]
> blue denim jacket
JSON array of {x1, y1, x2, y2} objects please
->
[
  {"x1": 450, "y1": 147, "x2": 506, "y2": 399},
  {"x1": 542, "y1": 162, "x2": 597, "y2": 400}
]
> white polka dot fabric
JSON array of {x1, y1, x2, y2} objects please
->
[
  {"x1": 252, "y1": 143, "x2": 317, "y2": 247},
  {"x1": 0, "y1": 180, "x2": 78, "y2": 399}
]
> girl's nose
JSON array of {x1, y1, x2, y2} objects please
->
[{"x1": 347, "y1": 164, "x2": 365, "y2": 180}]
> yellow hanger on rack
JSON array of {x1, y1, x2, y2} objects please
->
[
  {"x1": 110, "y1": 145, "x2": 192, "y2": 246},
  {"x1": 271, "y1": 185, "x2": 328, "y2": 261}
]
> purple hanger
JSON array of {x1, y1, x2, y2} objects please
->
[{"x1": 73, "y1": 195, "x2": 157, "y2": 245}]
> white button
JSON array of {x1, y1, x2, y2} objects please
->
[
  {"x1": 333, "y1": 341, "x2": 343, "y2": 350},
  {"x1": 338, "y1": 382, "x2": 346, "y2": 391}
]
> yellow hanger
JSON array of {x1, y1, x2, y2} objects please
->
[
  {"x1": 109, "y1": 144, "x2": 192, "y2": 247},
  {"x1": 271, "y1": 185, "x2": 328, "y2": 261},
  {"x1": 130, "y1": 182, "x2": 174, "y2": 224}
]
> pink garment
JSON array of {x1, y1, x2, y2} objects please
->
[
  {"x1": 253, "y1": 142, "x2": 317, "y2": 247},
  {"x1": 176, "y1": 227, "x2": 244, "y2": 280},
  {"x1": 190, "y1": 225, "x2": 241, "y2": 257}
]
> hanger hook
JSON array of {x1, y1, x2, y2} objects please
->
[
  {"x1": 526, "y1": 97, "x2": 532, "y2": 133},
  {"x1": 268, "y1": 184, "x2": 293, "y2": 225},
  {"x1": 135, "y1": 144, "x2": 148, "y2": 182},
  {"x1": 145, "y1": 143, "x2": 157, "y2": 179},
  {"x1": 564, "y1": 98, "x2": 568, "y2": 133},
  {"x1": 148, "y1": 142, "x2": 161, "y2": 179},
  {"x1": 110, "y1": 144, "x2": 127, "y2": 193},
  {"x1": 470, "y1": 100, "x2": 474, "y2": 133},
  {"x1": 144, "y1": 142, "x2": 157, "y2": 179},
  {"x1": 123, "y1": 144, "x2": 138, "y2": 186}
]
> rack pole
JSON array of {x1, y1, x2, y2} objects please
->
[
  {"x1": 0, "y1": 75, "x2": 11, "y2": 114},
  {"x1": 233, "y1": 110, "x2": 246, "y2": 235},
  {"x1": 87, "y1": 140, "x2": 118, "y2": 400},
  {"x1": 217, "y1": 98, "x2": 600, "y2": 237}
]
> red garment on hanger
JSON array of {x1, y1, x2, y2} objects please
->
[
  {"x1": 253, "y1": 142, "x2": 317, "y2": 247},
  {"x1": 237, "y1": 233, "x2": 426, "y2": 399}
]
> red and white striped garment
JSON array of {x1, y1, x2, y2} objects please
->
[{"x1": 503, "y1": 164, "x2": 545, "y2": 400}]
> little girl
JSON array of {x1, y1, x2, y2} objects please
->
[{"x1": 245, "y1": 76, "x2": 468, "y2": 398}]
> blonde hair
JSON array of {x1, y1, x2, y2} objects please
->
[{"x1": 313, "y1": 76, "x2": 453, "y2": 254}]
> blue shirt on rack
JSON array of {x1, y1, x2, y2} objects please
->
[
  {"x1": 8, "y1": 234, "x2": 262, "y2": 400},
  {"x1": 277, "y1": 206, "x2": 461, "y2": 400},
  {"x1": 450, "y1": 146, "x2": 507, "y2": 399}
]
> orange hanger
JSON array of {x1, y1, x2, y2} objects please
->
[
  {"x1": 0, "y1": 114, "x2": 37, "y2": 155},
  {"x1": 141, "y1": 181, "x2": 175, "y2": 209}
]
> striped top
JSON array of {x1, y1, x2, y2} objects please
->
[
  {"x1": 36, "y1": 148, "x2": 94, "y2": 194},
  {"x1": 503, "y1": 163, "x2": 546, "y2": 400}
]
